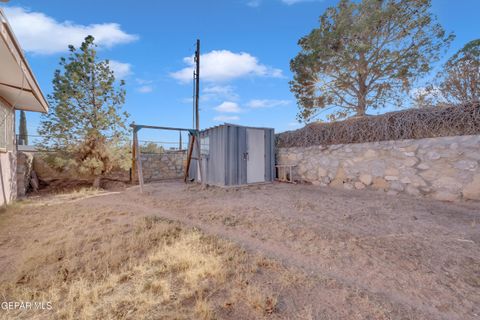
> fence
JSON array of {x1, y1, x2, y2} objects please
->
[
  {"x1": 15, "y1": 134, "x2": 185, "y2": 154},
  {"x1": 17, "y1": 134, "x2": 189, "y2": 184}
]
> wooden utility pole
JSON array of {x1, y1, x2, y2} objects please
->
[{"x1": 194, "y1": 39, "x2": 200, "y2": 131}]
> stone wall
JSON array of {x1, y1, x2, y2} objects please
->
[
  {"x1": 31, "y1": 149, "x2": 186, "y2": 185},
  {"x1": 17, "y1": 151, "x2": 33, "y2": 197},
  {"x1": 276, "y1": 135, "x2": 480, "y2": 201},
  {"x1": 140, "y1": 150, "x2": 186, "y2": 182}
]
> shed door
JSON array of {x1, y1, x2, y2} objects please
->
[{"x1": 246, "y1": 129, "x2": 265, "y2": 183}]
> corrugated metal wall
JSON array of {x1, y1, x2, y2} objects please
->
[
  {"x1": 265, "y1": 128, "x2": 275, "y2": 182},
  {"x1": 190, "y1": 124, "x2": 274, "y2": 186}
]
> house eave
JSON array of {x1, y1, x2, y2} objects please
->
[{"x1": 0, "y1": 8, "x2": 49, "y2": 113}]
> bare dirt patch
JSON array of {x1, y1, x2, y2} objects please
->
[{"x1": 0, "y1": 181, "x2": 479, "y2": 319}]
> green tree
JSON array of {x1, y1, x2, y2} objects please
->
[
  {"x1": 290, "y1": 0, "x2": 454, "y2": 122},
  {"x1": 140, "y1": 142, "x2": 164, "y2": 154},
  {"x1": 438, "y1": 39, "x2": 480, "y2": 104},
  {"x1": 38, "y1": 36, "x2": 130, "y2": 187},
  {"x1": 18, "y1": 110, "x2": 28, "y2": 145}
]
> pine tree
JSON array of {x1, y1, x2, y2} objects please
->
[
  {"x1": 38, "y1": 36, "x2": 130, "y2": 187},
  {"x1": 19, "y1": 110, "x2": 28, "y2": 145}
]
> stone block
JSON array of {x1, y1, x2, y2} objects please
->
[
  {"x1": 359, "y1": 174, "x2": 373, "y2": 186},
  {"x1": 385, "y1": 176, "x2": 399, "y2": 181},
  {"x1": 363, "y1": 149, "x2": 377, "y2": 158},
  {"x1": 453, "y1": 160, "x2": 478, "y2": 171},
  {"x1": 385, "y1": 168, "x2": 399, "y2": 176},
  {"x1": 372, "y1": 177, "x2": 389, "y2": 191},
  {"x1": 417, "y1": 163, "x2": 430, "y2": 170},
  {"x1": 462, "y1": 175, "x2": 480, "y2": 200},
  {"x1": 425, "y1": 151, "x2": 441, "y2": 160},
  {"x1": 432, "y1": 177, "x2": 463, "y2": 192},
  {"x1": 432, "y1": 191, "x2": 460, "y2": 202},
  {"x1": 403, "y1": 157, "x2": 419, "y2": 167},
  {"x1": 390, "y1": 181, "x2": 404, "y2": 191},
  {"x1": 405, "y1": 185, "x2": 421, "y2": 196},
  {"x1": 343, "y1": 183, "x2": 354, "y2": 190},
  {"x1": 317, "y1": 167, "x2": 328, "y2": 177},
  {"x1": 400, "y1": 176, "x2": 412, "y2": 184},
  {"x1": 354, "y1": 182, "x2": 366, "y2": 190}
]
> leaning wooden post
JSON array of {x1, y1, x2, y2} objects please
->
[
  {"x1": 131, "y1": 126, "x2": 136, "y2": 183},
  {"x1": 184, "y1": 135, "x2": 195, "y2": 183},
  {"x1": 133, "y1": 128, "x2": 144, "y2": 193}
]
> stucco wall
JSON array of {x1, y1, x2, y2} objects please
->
[
  {"x1": 0, "y1": 100, "x2": 16, "y2": 206},
  {"x1": 276, "y1": 135, "x2": 480, "y2": 201},
  {"x1": 140, "y1": 150, "x2": 187, "y2": 182}
]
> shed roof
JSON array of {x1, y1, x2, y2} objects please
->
[
  {"x1": 0, "y1": 8, "x2": 48, "y2": 113},
  {"x1": 201, "y1": 123, "x2": 274, "y2": 134}
]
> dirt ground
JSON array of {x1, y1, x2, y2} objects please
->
[{"x1": 0, "y1": 181, "x2": 479, "y2": 319}]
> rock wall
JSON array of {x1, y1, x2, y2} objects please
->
[
  {"x1": 16, "y1": 151, "x2": 33, "y2": 197},
  {"x1": 140, "y1": 150, "x2": 186, "y2": 182},
  {"x1": 276, "y1": 135, "x2": 480, "y2": 201},
  {"x1": 31, "y1": 150, "x2": 186, "y2": 185},
  {"x1": 33, "y1": 155, "x2": 130, "y2": 183}
]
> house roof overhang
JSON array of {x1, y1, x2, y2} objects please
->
[{"x1": 0, "y1": 8, "x2": 48, "y2": 113}]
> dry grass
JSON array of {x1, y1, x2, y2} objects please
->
[
  {"x1": 0, "y1": 196, "x2": 299, "y2": 320},
  {"x1": 3, "y1": 182, "x2": 478, "y2": 319}
]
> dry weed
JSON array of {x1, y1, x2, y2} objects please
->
[{"x1": 0, "y1": 199, "x2": 288, "y2": 319}]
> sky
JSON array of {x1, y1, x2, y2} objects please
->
[{"x1": 1, "y1": 0, "x2": 480, "y2": 144}]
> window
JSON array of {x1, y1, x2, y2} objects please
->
[
  {"x1": 200, "y1": 136, "x2": 209, "y2": 156},
  {"x1": 0, "y1": 104, "x2": 14, "y2": 152}
]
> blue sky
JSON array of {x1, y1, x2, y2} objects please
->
[{"x1": 2, "y1": 0, "x2": 480, "y2": 143}]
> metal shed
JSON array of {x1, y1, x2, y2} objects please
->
[{"x1": 190, "y1": 124, "x2": 275, "y2": 186}]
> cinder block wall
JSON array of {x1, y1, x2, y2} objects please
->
[{"x1": 277, "y1": 135, "x2": 480, "y2": 201}]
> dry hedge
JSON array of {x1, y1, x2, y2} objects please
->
[{"x1": 276, "y1": 102, "x2": 480, "y2": 148}]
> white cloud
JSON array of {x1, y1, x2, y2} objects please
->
[
  {"x1": 281, "y1": 0, "x2": 323, "y2": 4},
  {"x1": 247, "y1": 0, "x2": 261, "y2": 7},
  {"x1": 134, "y1": 78, "x2": 154, "y2": 93},
  {"x1": 213, "y1": 115, "x2": 240, "y2": 122},
  {"x1": 247, "y1": 99, "x2": 291, "y2": 108},
  {"x1": 4, "y1": 7, "x2": 138, "y2": 54},
  {"x1": 137, "y1": 85, "x2": 153, "y2": 93},
  {"x1": 246, "y1": 0, "x2": 322, "y2": 6},
  {"x1": 411, "y1": 86, "x2": 441, "y2": 98},
  {"x1": 135, "y1": 78, "x2": 153, "y2": 85},
  {"x1": 214, "y1": 101, "x2": 242, "y2": 113},
  {"x1": 203, "y1": 85, "x2": 239, "y2": 101},
  {"x1": 171, "y1": 50, "x2": 283, "y2": 83},
  {"x1": 108, "y1": 60, "x2": 132, "y2": 79},
  {"x1": 288, "y1": 121, "x2": 301, "y2": 128}
]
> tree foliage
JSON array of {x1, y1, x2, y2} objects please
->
[
  {"x1": 18, "y1": 110, "x2": 28, "y2": 145},
  {"x1": 38, "y1": 36, "x2": 130, "y2": 186},
  {"x1": 290, "y1": 0, "x2": 453, "y2": 122},
  {"x1": 140, "y1": 142, "x2": 165, "y2": 154},
  {"x1": 439, "y1": 39, "x2": 480, "y2": 104}
]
